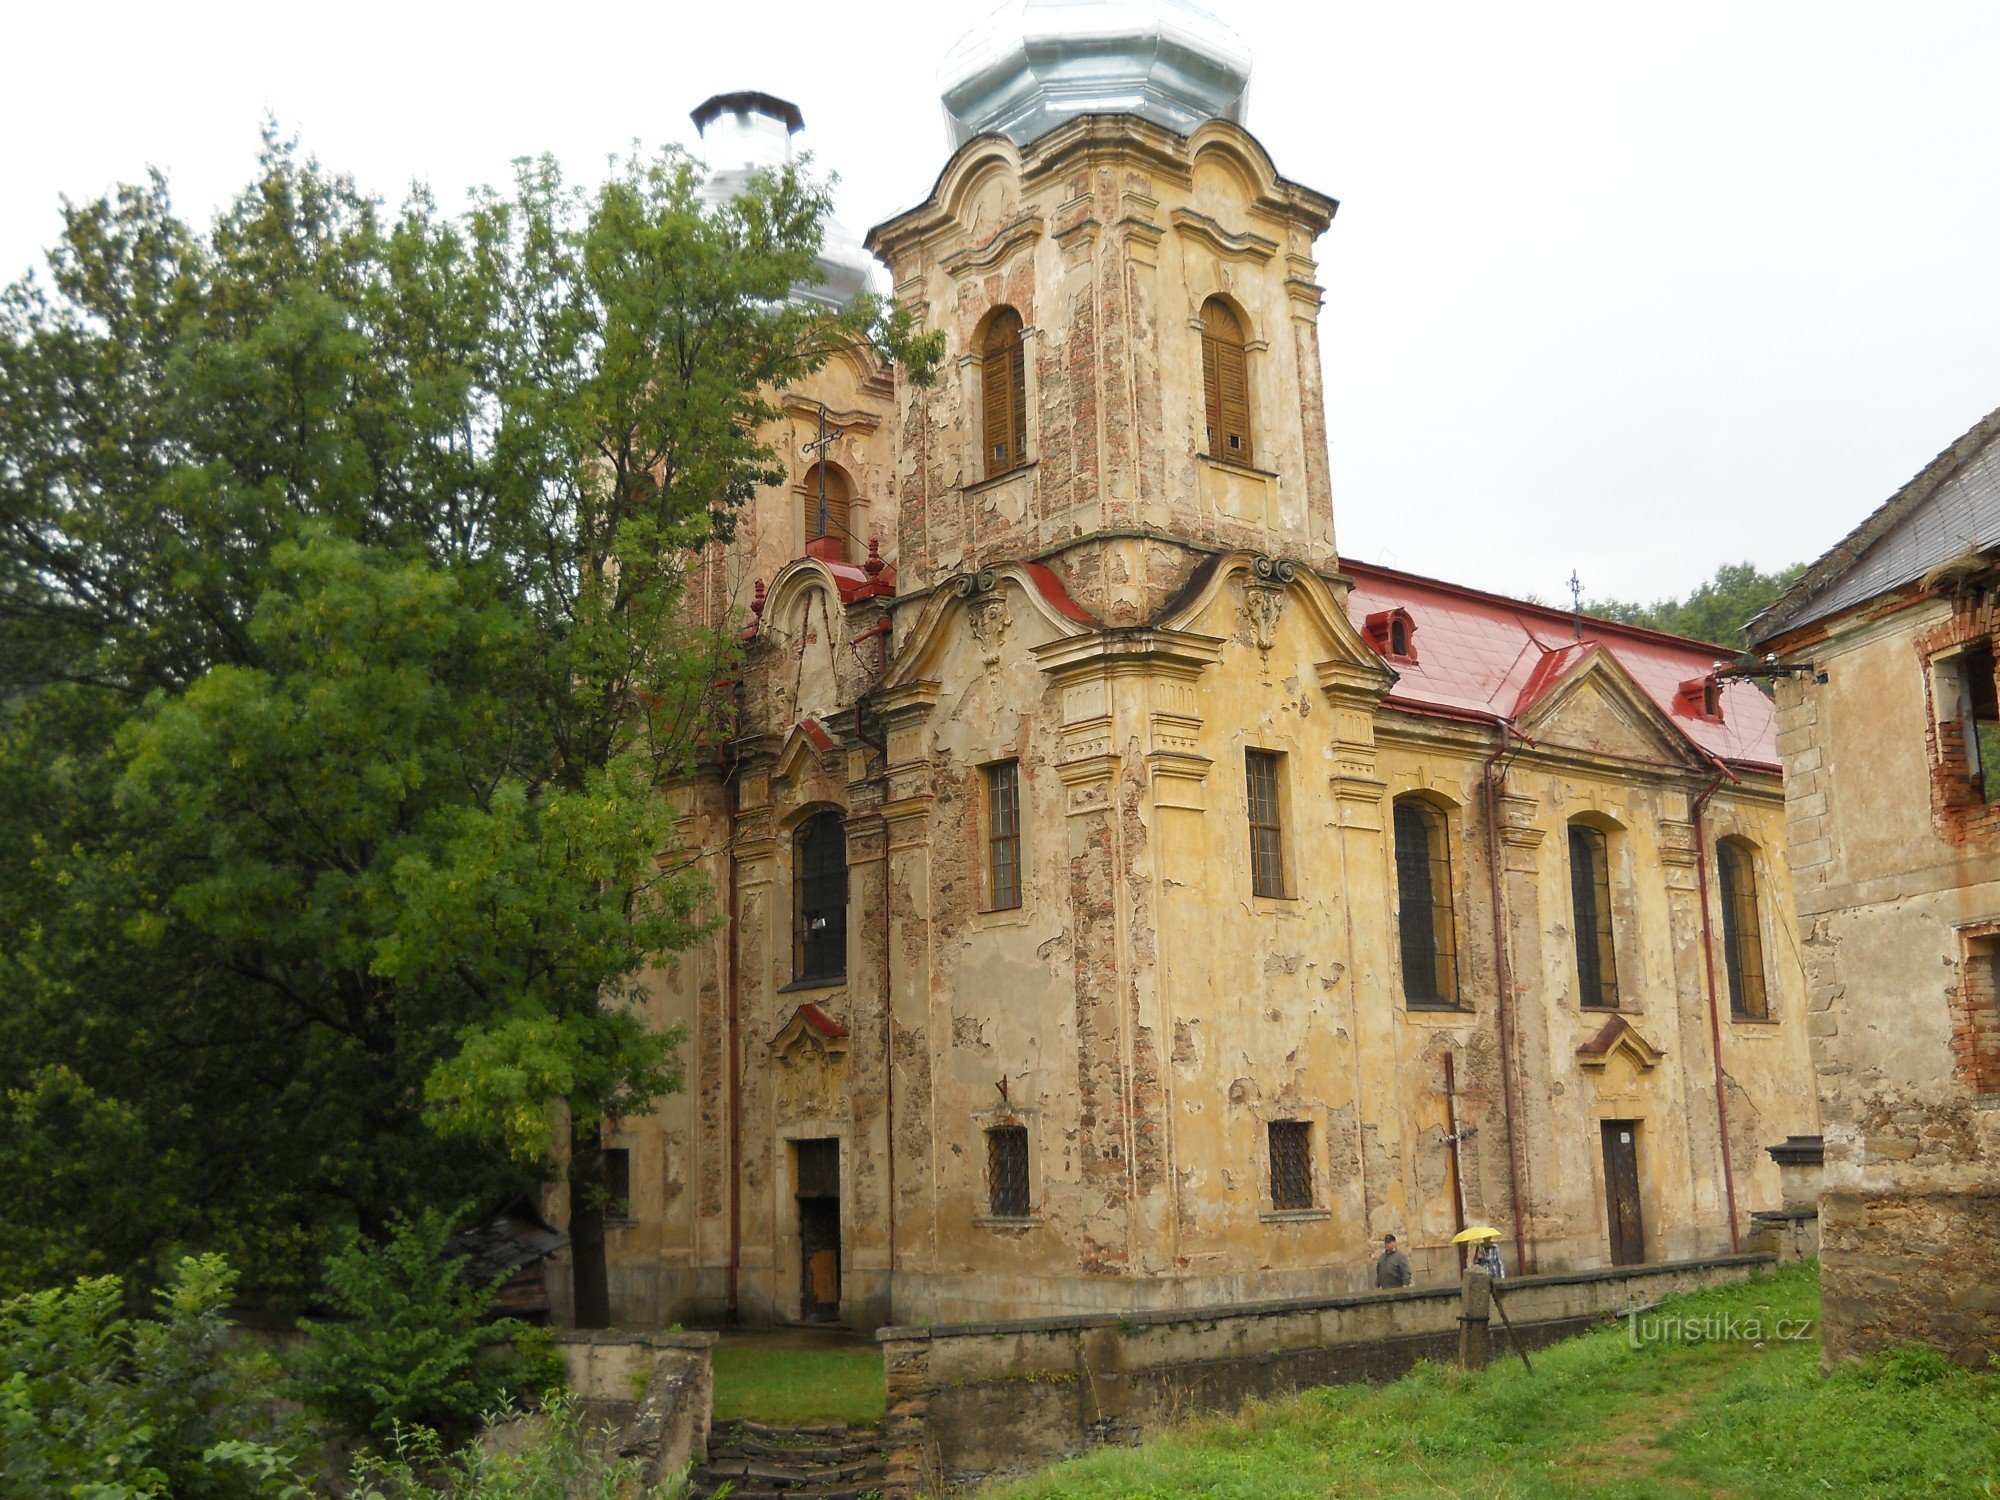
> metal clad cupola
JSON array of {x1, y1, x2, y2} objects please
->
[
  {"x1": 939, "y1": 0, "x2": 1250, "y2": 148},
  {"x1": 690, "y1": 91, "x2": 875, "y2": 312}
]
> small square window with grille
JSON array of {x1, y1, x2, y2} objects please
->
[
  {"x1": 1268, "y1": 1120, "x2": 1313, "y2": 1211},
  {"x1": 986, "y1": 760, "x2": 1022, "y2": 911},
  {"x1": 601, "y1": 1147, "x2": 631, "y2": 1220},
  {"x1": 1245, "y1": 750, "x2": 1286, "y2": 899},
  {"x1": 987, "y1": 1125, "x2": 1031, "y2": 1218}
]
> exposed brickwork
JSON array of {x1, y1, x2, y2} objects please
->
[
  {"x1": 1949, "y1": 929, "x2": 2000, "y2": 1095},
  {"x1": 1915, "y1": 596, "x2": 2000, "y2": 844}
]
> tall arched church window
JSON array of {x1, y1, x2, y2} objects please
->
[
  {"x1": 794, "y1": 811, "x2": 848, "y2": 984},
  {"x1": 981, "y1": 308, "x2": 1028, "y2": 479},
  {"x1": 1568, "y1": 822, "x2": 1620, "y2": 1009},
  {"x1": 1716, "y1": 839, "x2": 1770, "y2": 1020},
  {"x1": 801, "y1": 463, "x2": 851, "y2": 558},
  {"x1": 1200, "y1": 297, "x2": 1252, "y2": 464},
  {"x1": 1393, "y1": 798, "x2": 1459, "y2": 1006}
]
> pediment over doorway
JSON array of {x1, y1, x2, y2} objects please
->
[
  {"x1": 772, "y1": 1002, "x2": 850, "y2": 1061},
  {"x1": 1575, "y1": 1014, "x2": 1666, "y2": 1072}
]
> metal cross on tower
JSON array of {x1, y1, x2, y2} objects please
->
[
  {"x1": 802, "y1": 401, "x2": 836, "y2": 543},
  {"x1": 1568, "y1": 570, "x2": 1584, "y2": 641}
]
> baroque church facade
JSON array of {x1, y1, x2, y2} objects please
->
[{"x1": 562, "y1": 1, "x2": 1823, "y2": 1330}]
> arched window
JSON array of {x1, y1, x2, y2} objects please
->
[
  {"x1": 800, "y1": 462, "x2": 851, "y2": 558},
  {"x1": 980, "y1": 308, "x2": 1028, "y2": 479},
  {"x1": 1568, "y1": 821, "x2": 1620, "y2": 1009},
  {"x1": 1716, "y1": 839, "x2": 1769, "y2": 1020},
  {"x1": 1200, "y1": 297, "x2": 1252, "y2": 463},
  {"x1": 794, "y1": 811, "x2": 847, "y2": 984},
  {"x1": 1393, "y1": 798, "x2": 1459, "y2": 1006}
]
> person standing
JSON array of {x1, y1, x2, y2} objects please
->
[
  {"x1": 1375, "y1": 1233, "x2": 1413, "y2": 1288},
  {"x1": 1471, "y1": 1240, "x2": 1505, "y2": 1279}
]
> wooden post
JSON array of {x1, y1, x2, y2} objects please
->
[{"x1": 1458, "y1": 1269, "x2": 1492, "y2": 1370}]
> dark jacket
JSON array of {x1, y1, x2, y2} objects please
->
[{"x1": 1375, "y1": 1248, "x2": 1413, "y2": 1288}]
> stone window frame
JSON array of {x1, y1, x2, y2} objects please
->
[
  {"x1": 1390, "y1": 791, "x2": 1466, "y2": 1012},
  {"x1": 1565, "y1": 811, "x2": 1642, "y2": 1014},
  {"x1": 796, "y1": 458, "x2": 855, "y2": 561},
  {"x1": 785, "y1": 803, "x2": 851, "y2": 992},
  {"x1": 971, "y1": 1102, "x2": 1043, "y2": 1228},
  {"x1": 963, "y1": 303, "x2": 1041, "y2": 490},
  {"x1": 1714, "y1": 835, "x2": 1777, "y2": 1024},
  {"x1": 1256, "y1": 1112, "x2": 1328, "y2": 1222},
  {"x1": 1916, "y1": 601, "x2": 2000, "y2": 844},
  {"x1": 980, "y1": 757, "x2": 1025, "y2": 914},
  {"x1": 1243, "y1": 745, "x2": 1297, "y2": 902},
  {"x1": 1950, "y1": 920, "x2": 2000, "y2": 1098}
]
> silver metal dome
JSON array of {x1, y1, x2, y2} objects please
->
[
  {"x1": 691, "y1": 92, "x2": 877, "y2": 312},
  {"x1": 939, "y1": 0, "x2": 1250, "y2": 149}
]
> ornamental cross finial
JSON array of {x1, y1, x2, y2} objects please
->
[{"x1": 1568, "y1": 570, "x2": 1584, "y2": 641}]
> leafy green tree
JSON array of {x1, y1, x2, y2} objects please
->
[
  {"x1": 0, "y1": 132, "x2": 937, "y2": 1315},
  {"x1": 1588, "y1": 561, "x2": 1805, "y2": 647},
  {"x1": 0, "y1": 1254, "x2": 305, "y2": 1499}
]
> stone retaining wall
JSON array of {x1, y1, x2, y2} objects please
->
[
  {"x1": 877, "y1": 1253, "x2": 1775, "y2": 1489},
  {"x1": 551, "y1": 1328, "x2": 715, "y2": 1485}
]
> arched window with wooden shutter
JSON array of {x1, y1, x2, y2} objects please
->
[
  {"x1": 800, "y1": 462, "x2": 851, "y2": 558},
  {"x1": 1200, "y1": 296, "x2": 1253, "y2": 464},
  {"x1": 980, "y1": 307, "x2": 1027, "y2": 479}
]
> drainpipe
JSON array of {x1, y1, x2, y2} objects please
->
[
  {"x1": 1690, "y1": 770, "x2": 1743, "y2": 1254},
  {"x1": 1480, "y1": 724, "x2": 1535, "y2": 1278}
]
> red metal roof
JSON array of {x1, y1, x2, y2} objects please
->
[{"x1": 1341, "y1": 560, "x2": 1779, "y2": 771}]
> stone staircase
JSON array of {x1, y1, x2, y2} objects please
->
[{"x1": 688, "y1": 1419, "x2": 889, "y2": 1499}]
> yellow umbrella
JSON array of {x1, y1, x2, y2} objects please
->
[{"x1": 1451, "y1": 1225, "x2": 1503, "y2": 1243}]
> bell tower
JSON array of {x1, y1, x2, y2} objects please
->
[{"x1": 866, "y1": 0, "x2": 1338, "y2": 623}]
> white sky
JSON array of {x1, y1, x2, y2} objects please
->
[{"x1": 5, "y1": 0, "x2": 1997, "y2": 604}]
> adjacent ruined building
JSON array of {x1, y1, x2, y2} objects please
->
[
  {"x1": 563, "y1": 0, "x2": 1823, "y2": 1329},
  {"x1": 1750, "y1": 406, "x2": 2000, "y2": 1368}
]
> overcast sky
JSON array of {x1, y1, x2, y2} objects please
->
[{"x1": 4, "y1": 1, "x2": 1996, "y2": 604}]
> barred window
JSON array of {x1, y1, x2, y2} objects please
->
[
  {"x1": 1246, "y1": 749, "x2": 1286, "y2": 899},
  {"x1": 987, "y1": 1125, "x2": 1031, "y2": 1218},
  {"x1": 1568, "y1": 822, "x2": 1619, "y2": 1009},
  {"x1": 1717, "y1": 839, "x2": 1769, "y2": 1020},
  {"x1": 1268, "y1": 1119, "x2": 1314, "y2": 1211},
  {"x1": 795, "y1": 811, "x2": 848, "y2": 984},
  {"x1": 602, "y1": 1147, "x2": 631, "y2": 1220},
  {"x1": 1393, "y1": 798, "x2": 1459, "y2": 1006},
  {"x1": 986, "y1": 760, "x2": 1022, "y2": 911}
]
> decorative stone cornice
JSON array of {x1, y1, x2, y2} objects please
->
[
  {"x1": 939, "y1": 211, "x2": 1045, "y2": 277},
  {"x1": 1032, "y1": 627, "x2": 1225, "y2": 682},
  {"x1": 1170, "y1": 206, "x2": 1278, "y2": 263}
]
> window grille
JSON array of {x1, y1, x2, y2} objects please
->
[
  {"x1": 1717, "y1": 840, "x2": 1769, "y2": 1019},
  {"x1": 1394, "y1": 799, "x2": 1458, "y2": 1005},
  {"x1": 795, "y1": 812, "x2": 848, "y2": 983},
  {"x1": 981, "y1": 309, "x2": 1028, "y2": 478},
  {"x1": 1568, "y1": 823, "x2": 1619, "y2": 1008},
  {"x1": 1268, "y1": 1120, "x2": 1313, "y2": 1211},
  {"x1": 601, "y1": 1147, "x2": 631, "y2": 1219},
  {"x1": 987, "y1": 1125, "x2": 1030, "y2": 1218},
  {"x1": 1246, "y1": 750, "x2": 1285, "y2": 899},
  {"x1": 987, "y1": 760, "x2": 1022, "y2": 911}
]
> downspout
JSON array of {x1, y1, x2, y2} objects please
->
[
  {"x1": 1481, "y1": 722, "x2": 1534, "y2": 1278},
  {"x1": 1690, "y1": 768, "x2": 1743, "y2": 1254}
]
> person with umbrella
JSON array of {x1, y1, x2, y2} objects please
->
[{"x1": 1453, "y1": 1225, "x2": 1505, "y2": 1278}]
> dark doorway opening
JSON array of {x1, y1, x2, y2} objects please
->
[
  {"x1": 1600, "y1": 1120, "x2": 1645, "y2": 1266},
  {"x1": 794, "y1": 1137, "x2": 841, "y2": 1323}
]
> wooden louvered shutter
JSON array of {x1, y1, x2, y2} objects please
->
[
  {"x1": 802, "y1": 464, "x2": 850, "y2": 554},
  {"x1": 1200, "y1": 299, "x2": 1252, "y2": 464},
  {"x1": 982, "y1": 310, "x2": 1026, "y2": 478}
]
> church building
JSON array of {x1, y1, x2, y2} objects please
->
[{"x1": 566, "y1": 0, "x2": 1823, "y2": 1330}]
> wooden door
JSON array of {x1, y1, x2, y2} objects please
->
[
  {"x1": 1601, "y1": 1120, "x2": 1645, "y2": 1266},
  {"x1": 794, "y1": 1138, "x2": 841, "y2": 1323}
]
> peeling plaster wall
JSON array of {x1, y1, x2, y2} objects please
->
[
  {"x1": 1769, "y1": 599, "x2": 2000, "y2": 1367},
  {"x1": 573, "y1": 110, "x2": 1822, "y2": 1332}
]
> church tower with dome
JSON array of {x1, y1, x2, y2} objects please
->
[{"x1": 569, "y1": 0, "x2": 1820, "y2": 1334}]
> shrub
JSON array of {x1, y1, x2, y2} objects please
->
[
  {"x1": 297, "y1": 1209, "x2": 559, "y2": 1446},
  {"x1": 344, "y1": 1392, "x2": 681, "y2": 1498},
  {"x1": 0, "y1": 1253, "x2": 304, "y2": 1499}
]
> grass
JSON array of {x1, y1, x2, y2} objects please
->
[
  {"x1": 709, "y1": 1344, "x2": 886, "y2": 1428},
  {"x1": 986, "y1": 1263, "x2": 2000, "y2": 1499}
]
